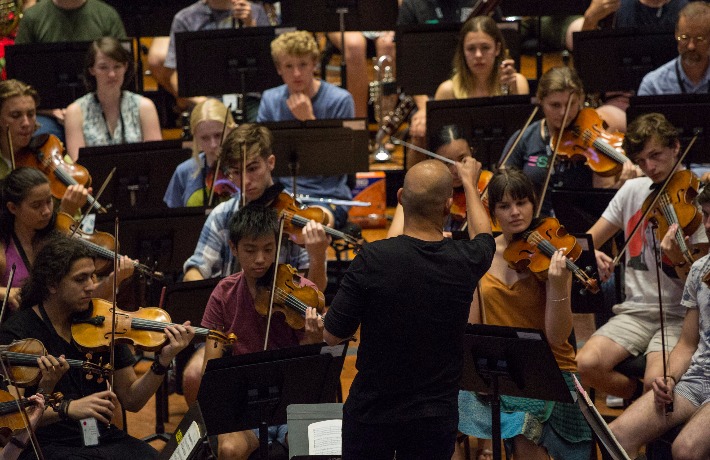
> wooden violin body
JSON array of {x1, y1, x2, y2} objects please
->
[
  {"x1": 71, "y1": 299, "x2": 236, "y2": 352},
  {"x1": 255, "y1": 264, "x2": 325, "y2": 330},
  {"x1": 554, "y1": 108, "x2": 628, "y2": 177},
  {"x1": 0, "y1": 389, "x2": 63, "y2": 438}
]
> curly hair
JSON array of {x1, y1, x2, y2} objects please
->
[
  {"x1": 623, "y1": 113, "x2": 679, "y2": 161},
  {"x1": 270, "y1": 31, "x2": 319, "y2": 66}
]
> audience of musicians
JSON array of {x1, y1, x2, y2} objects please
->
[{"x1": 4, "y1": 0, "x2": 710, "y2": 458}]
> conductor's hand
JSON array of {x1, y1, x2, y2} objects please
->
[
  {"x1": 286, "y1": 93, "x2": 315, "y2": 121},
  {"x1": 595, "y1": 249, "x2": 614, "y2": 282},
  {"x1": 231, "y1": 0, "x2": 255, "y2": 26},
  {"x1": 158, "y1": 321, "x2": 195, "y2": 364},
  {"x1": 651, "y1": 375, "x2": 675, "y2": 408},
  {"x1": 409, "y1": 109, "x2": 426, "y2": 139},
  {"x1": 68, "y1": 390, "x2": 118, "y2": 425},
  {"x1": 302, "y1": 307, "x2": 324, "y2": 344},
  {"x1": 455, "y1": 156, "x2": 482, "y2": 192}
]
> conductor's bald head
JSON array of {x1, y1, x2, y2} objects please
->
[{"x1": 399, "y1": 160, "x2": 453, "y2": 220}]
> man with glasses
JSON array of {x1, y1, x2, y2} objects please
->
[{"x1": 638, "y1": 1, "x2": 710, "y2": 95}]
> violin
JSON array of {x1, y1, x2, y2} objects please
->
[
  {"x1": 643, "y1": 169, "x2": 705, "y2": 275},
  {"x1": 270, "y1": 192, "x2": 361, "y2": 249},
  {"x1": 552, "y1": 108, "x2": 629, "y2": 177},
  {"x1": 70, "y1": 298, "x2": 237, "y2": 352},
  {"x1": 14, "y1": 134, "x2": 106, "y2": 213},
  {"x1": 254, "y1": 264, "x2": 325, "y2": 330},
  {"x1": 0, "y1": 390, "x2": 62, "y2": 438},
  {"x1": 0, "y1": 338, "x2": 112, "y2": 387},
  {"x1": 503, "y1": 217, "x2": 600, "y2": 294},
  {"x1": 450, "y1": 170, "x2": 501, "y2": 232},
  {"x1": 55, "y1": 212, "x2": 164, "y2": 280},
  {"x1": 204, "y1": 167, "x2": 238, "y2": 205}
]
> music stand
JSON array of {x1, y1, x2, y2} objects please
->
[
  {"x1": 397, "y1": 22, "x2": 522, "y2": 97},
  {"x1": 627, "y1": 94, "x2": 710, "y2": 165},
  {"x1": 573, "y1": 28, "x2": 677, "y2": 93},
  {"x1": 175, "y1": 27, "x2": 281, "y2": 100},
  {"x1": 157, "y1": 402, "x2": 216, "y2": 460},
  {"x1": 78, "y1": 140, "x2": 190, "y2": 211},
  {"x1": 461, "y1": 324, "x2": 574, "y2": 460},
  {"x1": 426, "y1": 96, "x2": 537, "y2": 170},
  {"x1": 197, "y1": 343, "x2": 348, "y2": 460},
  {"x1": 259, "y1": 119, "x2": 369, "y2": 195},
  {"x1": 5, "y1": 40, "x2": 137, "y2": 109}
]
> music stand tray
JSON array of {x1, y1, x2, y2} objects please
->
[
  {"x1": 197, "y1": 343, "x2": 348, "y2": 460},
  {"x1": 461, "y1": 324, "x2": 575, "y2": 460}
]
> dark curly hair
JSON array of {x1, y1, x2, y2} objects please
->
[{"x1": 623, "y1": 113, "x2": 679, "y2": 161}]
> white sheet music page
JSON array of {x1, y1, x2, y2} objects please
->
[
  {"x1": 308, "y1": 419, "x2": 342, "y2": 455},
  {"x1": 170, "y1": 421, "x2": 202, "y2": 460}
]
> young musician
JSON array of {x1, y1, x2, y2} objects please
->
[
  {"x1": 576, "y1": 113, "x2": 709, "y2": 400},
  {"x1": 324, "y1": 158, "x2": 495, "y2": 459},
  {"x1": 0, "y1": 393, "x2": 44, "y2": 460},
  {"x1": 0, "y1": 235, "x2": 194, "y2": 459},
  {"x1": 195, "y1": 204, "x2": 323, "y2": 459},
  {"x1": 256, "y1": 30, "x2": 355, "y2": 229},
  {"x1": 609, "y1": 184, "x2": 710, "y2": 459},
  {"x1": 455, "y1": 169, "x2": 592, "y2": 459}
]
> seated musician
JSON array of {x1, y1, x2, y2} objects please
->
[
  {"x1": 1, "y1": 168, "x2": 134, "y2": 310},
  {"x1": 0, "y1": 235, "x2": 194, "y2": 459},
  {"x1": 576, "y1": 113, "x2": 709, "y2": 400},
  {"x1": 197, "y1": 204, "x2": 324, "y2": 459},
  {"x1": 500, "y1": 66, "x2": 639, "y2": 217},
  {"x1": 256, "y1": 30, "x2": 355, "y2": 230},
  {"x1": 0, "y1": 392, "x2": 44, "y2": 460},
  {"x1": 64, "y1": 37, "x2": 162, "y2": 162},
  {"x1": 164, "y1": 99, "x2": 238, "y2": 208},
  {"x1": 455, "y1": 168, "x2": 592, "y2": 459},
  {"x1": 608, "y1": 183, "x2": 710, "y2": 459}
]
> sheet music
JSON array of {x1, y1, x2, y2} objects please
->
[
  {"x1": 169, "y1": 421, "x2": 202, "y2": 460},
  {"x1": 308, "y1": 419, "x2": 342, "y2": 455}
]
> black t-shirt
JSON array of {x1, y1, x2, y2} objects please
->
[
  {"x1": 612, "y1": 0, "x2": 687, "y2": 30},
  {"x1": 0, "y1": 305, "x2": 135, "y2": 447},
  {"x1": 325, "y1": 233, "x2": 495, "y2": 425}
]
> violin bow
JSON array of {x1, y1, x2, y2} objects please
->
[
  {"x1": 497, "y1": 106, "x2": 539, "y2": 172},
  {"x1": 263, "y1": 217, "x2": 286, "y2": 351},
  {"x1": 70, "y1": 167, "x2": 116, "y2": 239},
  {"x1": 535, "y1": 95, "x2": 575, "y2": 218},
  {"x1": 611, "y1": 133, "x2": 699, "y2": 267},
  {"x1": 7, "y1": 126, "x2": 15, "y2": 170},
  {"x1": 241, "y1": 141, "x2": 247, "y2": 208},
  {"x1": 0, "y1": 265, "x2": 46, "y2": 460},
  {"x1": 109, "y1": 216, "x2": 119, "y2": 391},
  {"x1": 390, "y1": 136, "x2": 456, "y2": 165},
  {"x1": 208, "y1": 106, "x2": 232, "y2": 208}
]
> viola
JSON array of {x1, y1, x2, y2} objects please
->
[
  {"x1": 643, "y1": 169, "x2": 705, "y2": 275},
  {"x1": 55, "y1": 212, "x2": 164, "y2": 280},
  {"x1": 254, "y1": 264, "x2": 325, "y2": 330},
  {"x1": 552, "y1": 108, "x2": 629, "y2": 177},
  {"x1": 0, "y1": 338, "x2": 112, "y2": 387},
  {"x1": 503, "y1": 217, "x2": 600, "y2": 294},
  {"x1": 15, "y1": 134, "x2": 106, "y2": 212},
  {"x1": 71, "y1": 298, "x2": 237, "y2": 352},
  {"x1": 0, "y1": 390, "x2": 62, "y2": 438},
  {"x1": 204, "y1": 167, "x2": 238, "y2": 205},
  {"x1": 270, "y1": 192, "x2": 361, "y2": 249}
]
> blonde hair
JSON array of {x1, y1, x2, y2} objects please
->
[
  {"x1": 0, "y1": 79, "x2": 39, "y2": 112},
  {"x1": 270, "y1": 31, "x2": 319, "y2": 66},
  {"x1": 189, "y1": 99, "x2": 236, "y2": 173},
  {"x1": 451, "y1": 16, "x2": 506, "y2": 98},
  {"x1": 536, "y1": 66, "x2": 584, "y2": 102}
]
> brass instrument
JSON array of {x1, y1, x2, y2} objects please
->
[
  {"x1": 369, "y1": 55, "x2": 397, "y2": 127},
  {"x1": 0, "y1": 0, "x2": 21, "y2": 38},
  {"x1": 372, "y1": 94, "x2": 416, "y2": 162}
]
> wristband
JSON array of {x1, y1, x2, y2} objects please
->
[
  {"x1": 151, "y1": 355, "x2": 171, "y2": 376},
  {"x1": 58, "y1": 398, "x2": 72, "y2": 421},
  {"x1": 9, "y1": 436, "x2": 28, "y2": 449}
]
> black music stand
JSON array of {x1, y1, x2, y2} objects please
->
[
  {"x1": 198, "y1": 343, "x2": 348, "y2": 460},
  {"x1": 425, "y1": 96, "x2": 537, "y2": 170},
  {"x1": 461, "y1": 324, "x2": 574, "y2": 460},
  {"x1": 157, "y1": 402, "x2": 216, "y2": 460},
  {"x1": 627, "y1": 94, "x2": 710, "y2": 165},
  {"x1": 397, "y1": 22, "x2": 522, "y2": 97},
  {"x1": 78, "y1": 140, "x2": 189, "y2": 211},
  {"x1": 175, "y1": 27, "x2": 280, "y2": 104},
  {"x1": 259, "y1": 119, "x2": 369, "y2": 195},
  {"x1": 573, "y1": 28, "x2": 677, "y2": 94},
  {"x1": 5, "y1": 40, "x2": 137, "y2": 109}
]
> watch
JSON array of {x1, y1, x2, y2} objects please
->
[{"x1": 150, "y1": 355, "x2": 171, "y2": 376}]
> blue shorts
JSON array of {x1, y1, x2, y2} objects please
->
[{"x1": 251, "y1": 424, "x2": 287, "y2": 446}]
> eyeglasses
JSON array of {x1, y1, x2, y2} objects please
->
[{"x1": 676, "y1": 34, "x2": 707, "y2": 45}]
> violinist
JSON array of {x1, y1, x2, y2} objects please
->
[
  {"x1": 324, "y1": 158, "x2": 494, "y2": 460},
  {"x1": 1, "y1": 168, "x2": 133, "y2": 310},
  {"x1": 609, "y1": 184, "x2": 710, "y2": 459},
  {"x1": 197, "y1": 204, "x2": 323, "y2": 459},
  {"x1": 454, "y1": 168, "x2": 592, "y2": 460},
  {"x1": 0, "y1": 236, "x2": 194, "y2": 459},
  {"x1": 387, "y1": 124, "x2": 476, "y2": 238},
  {"x1": 164, "y1": 98, "x2": 237, "y2": 208},
  {"x1": 182, "y1": 123, "x2": 329, "y2": 290},
  {"x1": 501, "y1": 66, "x2": 639, "y2": 217},
  {"x1": 0, "y1": 392, "x2": 44, "y2": 460},
  {"x1": 576, "y1": 113, "x2": 709, "y2": 402}
]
